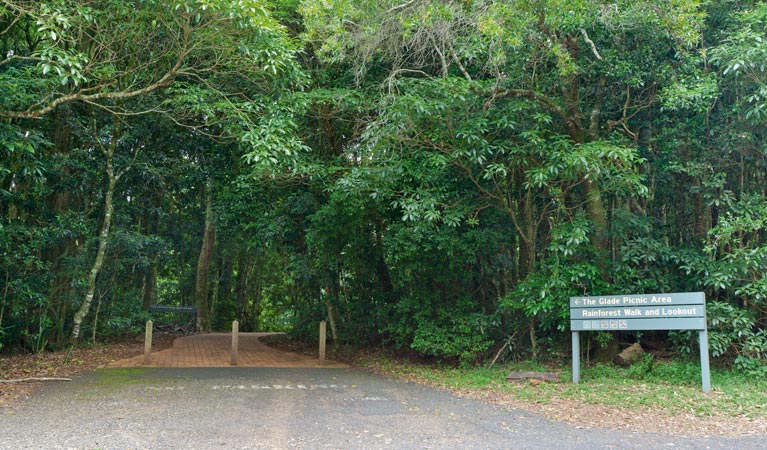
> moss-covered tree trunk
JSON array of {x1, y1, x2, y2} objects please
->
[{"x1": 71, "y1": 125, "x2": 122, "y2": 342}]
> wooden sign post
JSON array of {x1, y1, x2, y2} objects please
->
[
  {"x1": 319, "y1": 320, "x2": 327, "y2": 365},
  {"x1": 231, "y1": 320, "x2": 239, "y2": 366},
  {"x1": 143, "y1": 320, "x2": 153, "y2": 365}
]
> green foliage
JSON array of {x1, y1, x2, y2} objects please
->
[
  {"x1": 257, "y1": 295, "x2": 293, "y2": 332},
  {"x1": 99, "y1": 306, "x2": 152, "y2": 340},
  {"x1": 670, "y1": 302, "x2": 767, "y2": 376},
  {"x1": 501, "y1": 214, "x2": 604, "y2": 332},
  {"x1": 708, "y1": 302, "x2": 767, "y2": 375},
  {"x1": 660, "y1": 70, "x2": 719, "y2": 113},
  {"x1": 4, "y1": 0, "x2": 767, "y2": 373},
  {"x1": 710, "y1": 3, "x2": 767, "y2": 121},
  {"x1": 668, "y1": 194, "x2": 767, "y2": 372},
  {"x1": 0, "y1": 0, "x2": 298, "y2": 120},
  {"x1": 410, "y1": 316, "x2": 494, "y2": 365}
]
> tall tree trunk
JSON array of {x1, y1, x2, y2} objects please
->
[
  {"x1": 516, "y1": 189, "x2": 539, "y2": 358},
  {"x1": 195, "y1": 183, "x2": 216, "y2": 332},
  {"x1": 373, "y1": 216, "x2": 394, "y2": 297},
  {"x1": 250, "y1": 278, "x2": 262, "y2": 332},
  {"x1": 70, "y1": 114, "x2": 133, "y2": 342},
  {"x1": 582, "y1": 177, "x2": 621, "y2": 359},
  {"x1": 692, "y1": 190, "x2": 707, "y2": 241},
  {"x1": 70, "y1": 171, "x2": 117, "y2": 341},
  {"x1": 142, "y1": 262, "x2": 158, "y2": 311},
  {"x1": 325, "y1": 298, "x2": 339, "y2": 343},
  {"x1": 46, "y1": 110, "x2": 75, "y2": 347},
  {"x1": 0, "y1": 269, "x2": 9, "y2": 336},
  {"x1": 583, "y1": 178, "x2": 608, "y2": 254},
  {"x1": 236, "y1": 253, "x2": 253, "y2": 330},
  {"x1": 7, "y1": 175, "x2": 18, "y2": 220},
  {"x1": 217, "y1": 253, "x2": 233, "y2": 321},
  {"x1": 518, "y1": 191, "x2": 536, "y2": 279},
  {"x1": 324, "y1": 267, "x2": 340, "y2": 342}
]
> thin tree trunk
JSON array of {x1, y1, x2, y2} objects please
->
[
  {"x1": 691, "y1": 179, "x2": 708, "y2": 241},
  {"x1": 47, "y1": 110, "x2": 75, "y2": 346},
  {"x1": 195, "y1": 183, "x2": 215, "y2": 332},
  {"x1": 324, "y1": 267, "x2": 340, "y2": 343},
  {"x1": 70, "y1": 116, "x2": 129, "y2": 342},
  {"x1": 92, "y1": 291, "x2": 104, "y2": 343},
  {"x1": 7, "y1": 175, "x2": 18, "y2": 220},
  {"x1": 518, "y1": 191, "x2": 536, "y2": 279},
  {"x1": 582, "y1": 178, "x2": 622, "y2": 359},
  {"x1": 583, "y1": 178, "x2": 608, "y2": 253},
  {"x1": 236, "y1": 254, "x2": 252, "y2": 330},
  {"x1": 142, "y1": 263, "x2": 158, "y2": 311},
  {"x1": 215, "y1": 253, "x2": 233, "y2": 323},
  {"x1": 250, "y1": 278, "x2": 262, "y2": 331},
  {"x1": 373, "y1": 217, "x2": 394, "y2": 297},
  {"x1": 529, "y1": 317, "x2": 538, "y2": 360},
  {"x1": 516, "y1": 189, "x2": 540, "y2": 356},
  {"x1": 325, "y1": 298, "x2": 339, "y2": 343},
  {"x1": 71, "y1": 174, "x2": 116, "y2": 341},
  {"x1": 0, "y1": 269, "x2": 9, "y2": 335}
]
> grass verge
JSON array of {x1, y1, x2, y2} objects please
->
[{"x1": 353, "y1": 352, "x2": 767, "y2": 420}]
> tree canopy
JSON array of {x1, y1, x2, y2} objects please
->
[{"x1": 1, "y1": 0, "x2": 767, "y2": 373}]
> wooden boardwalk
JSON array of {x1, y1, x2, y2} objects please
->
[{"x1": 107, "y1": 333, "x2": 347, "y2": 368}]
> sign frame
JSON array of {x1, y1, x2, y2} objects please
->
[{"x1": 570, "y1": 292, "x2": 711, "y2": 393}]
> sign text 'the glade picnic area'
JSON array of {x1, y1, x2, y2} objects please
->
[{"x1": 573, "y1": 295, "x2": 674, "y2": 306}]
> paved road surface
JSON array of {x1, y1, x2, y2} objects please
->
[{"x1": 1, "y1": 367, "x2": 763, "y2": 450}]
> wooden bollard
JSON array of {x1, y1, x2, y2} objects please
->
[
  {"x1": 319, "y1": 320, "x2": 326, "y2": 365},
  {"x1": 143, "y1": 320, "x2": 153, "y2": 365},
  {"x1": 231, "y1": 320, "x2": 239, "y2": 366}
]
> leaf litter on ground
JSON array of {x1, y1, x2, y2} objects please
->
[{"x1": 0, "y1": 334, "x2": 176, "y2": 409}]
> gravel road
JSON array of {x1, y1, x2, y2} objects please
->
[{"x1": 0, "y1": 367, "x2": 762, "y2": 450}]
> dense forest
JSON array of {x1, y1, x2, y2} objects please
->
[{"x1": 1, "y1": 0, "x2": 766, "y2": 372}]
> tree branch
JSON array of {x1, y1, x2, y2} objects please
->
[
  {"x1": 387, "y1": 0, "x2": 416, "y2": 14},
  {"x1": 447, "y1": 40, "x2": 472, "y2": 81},
  {"x1": 0, "y1": 12, "x2": 23, "y2": 37},
  {"x1": 431, "y1": 36, "x2": 448, "y2": 77},
  {"x1": 0, "y1": 377, "x2": 72, "y2": 383},
  {"x1": 0, "y1": 54, "x2": 184, "y2": 120},
  {"x1": 0, "y1": 54, "x2": 43, "y2": 67},
  {"x1": 580, "y1": 28, "x2": 602, "y2": 60},
  {"x1": 482, "y1": 88, "x2": 579, "y2": 133}
]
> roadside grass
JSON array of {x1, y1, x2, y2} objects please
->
[
  {"x1": 354, "y1": 354, "x2": 767, "y2": 419},
  {"x1": 93, "y1": 367, "x2": 152, "y2": 386}
]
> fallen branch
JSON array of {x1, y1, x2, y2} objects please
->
[
  {"x1": 487, "y1": 341, "x2": 509, "y2": 370},
  {"x1": 487, "y1": 331, "x2": 517, "y2": 369},
  {"x1": 506, "y1": 371, "x2": 561, "y2": 383},
  {"x1": 0, "y1": 377, "x2": 72, "y2": 383}
]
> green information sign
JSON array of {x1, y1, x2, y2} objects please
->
[
  {"x1": 570, "y1": 292, "x2": 706, "y2": 331},
  {"x1": 570, "y1": 292, "x2": 710, "y2": 393},
  {"x1": 569, "y1": 292, "x2": 704, "y2": 308}
]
